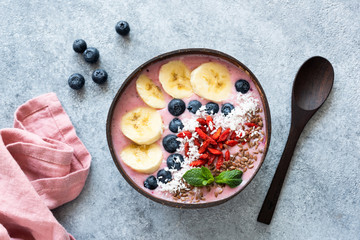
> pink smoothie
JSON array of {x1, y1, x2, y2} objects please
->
[{"x1": 110, "y1": 54, "x2": 267, "y2": 204}]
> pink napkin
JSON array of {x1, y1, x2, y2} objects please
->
[{"x1": 0, "y1": 93, "x2": 91, "y2": 240}]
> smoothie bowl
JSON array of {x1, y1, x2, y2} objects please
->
[{"x1": 107, "y1": 49, "x2": 271, "y2": 208}]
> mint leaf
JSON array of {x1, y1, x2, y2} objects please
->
[
  {"x1": 215, "y1": 170, "x2": 243, "y2": 188},
  {"x1": 201, "y1": 167, "x2": 214, "y2": 185},
  {"x1": 183, "y1": 167, "x2": 214, "y2": 187}
]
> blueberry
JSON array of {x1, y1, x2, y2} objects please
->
[
  {"x1": 115, "y1": 21, "x2": 130, "y2": 36},
  {"x1": 92, "y1": 69, "x2": 108, "y2": 84},
  {"x1": 169, "y1": 118, "x2": 184, "y2": 133},
  {"x1": 162, "y1": 134, "x2": 180, "y2": 153},
  {"x1": 144, "y1": 176, "x2": 158, "y2": 190},
  {"x1": 68, "y1": 73, "x2": 85, "y2": 90},
  {"x1": 72, "y1": 39, "x2": 87, "y2": 53},
  {"x1": 167, "y1": 154, "x2": 184, "y2": 170},
  {"x1": 205, "y1": 102, "x2": 219, "y2": 115},
  {"x1": 221, "y1": 103, "x2": 235, "y2": 116},
  {"x1": 168, "y1": 99, "x2": 186, "y2": 116},
  {"x1": 187, "y1": 100, "x2": 202, "y2": 114},
  {"x1": 157, "y1": 169, "x2": 172, "y2": 183},
  {"x1": 83, "y1": 47, "x2": 99, "y2": 64},
  {"x1": 235, "y1": 79, "x2": 250, "y2": 94}
]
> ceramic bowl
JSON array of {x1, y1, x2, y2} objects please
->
[{"x1": 106, "y1": 48, "x2": 271, "y2": 208}]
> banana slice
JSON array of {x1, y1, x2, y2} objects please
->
[
  {"x1": 190, "y1": 62, "x2": 231, "y2": 102},
  {"x1": 121, "y1": 107, "x2": 163, "y2": 145},
  {"x1": 121, "y1": 143, "x2": 162, "y2": 174},
  {"x1": 136, "y1": 74, "x2": 166, "y2": 109},
  {"x1": 159, "y1": 60, "x2": 193, "y2": 98}
]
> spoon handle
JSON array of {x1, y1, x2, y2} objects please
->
[{"x1": 257, "y1": 125, "x2": 302, "y2": 224}]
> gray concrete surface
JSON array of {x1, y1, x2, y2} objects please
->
[{"x1": 0, "y1": 0, "x2": 359, "y2": 239}]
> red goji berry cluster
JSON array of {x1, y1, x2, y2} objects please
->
[{"x1": 177, "y1": 116, "x2": 255, "y2": 169}]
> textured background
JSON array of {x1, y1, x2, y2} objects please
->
[{"x1": 0, "y1": 0, "x2": 359, "y2": 239}]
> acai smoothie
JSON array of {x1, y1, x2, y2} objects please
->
[{"x1": 110, "y1": 53, "x2": 268, "y2": 204}]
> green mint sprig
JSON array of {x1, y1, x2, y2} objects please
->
[
  {"x1": 182, "y1": 167, "x2": 214, "y2": 187},
  {"x1": 215, "y1": 170, "x2": 243, "y2": 188},
  {"x1": 182, "y1": 167, "x2": 242, "y2": 188}
]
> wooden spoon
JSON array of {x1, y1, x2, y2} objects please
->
[{"x1": 257, "y1": 56, "x2": 334, "y2": 224}]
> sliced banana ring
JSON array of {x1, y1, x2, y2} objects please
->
[
  {"x1": 136, "y1": 74, "x2": 166, "y2": 109},
  {"x1": 121, "y1": 143, "x2": 162, "y2": 174},
  {"x1": 159, "y1": 60, "x2": 193, "y2": 98},
  {"x1": 190, "y1": 62, "x2": 232, "y2": 102},
  {"x1": 121, "y1": 107, "x2": 163, "y2": 145}
]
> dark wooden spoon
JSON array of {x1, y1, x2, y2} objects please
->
[{"x1": 257, "y1": 56, "x2": 334, "y2": 224}]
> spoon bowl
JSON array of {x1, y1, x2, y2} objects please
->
[
  {"x1": 293, "y1": 56, "x2": 334, "y2": 111},
  {"x1": 258, "y1": 56, "x2": 334, "y2": 224}
]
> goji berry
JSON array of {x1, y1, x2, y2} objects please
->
[
  {"x1": 216, "y1": 154, "x2": 224, "y2": 169},
  {"x1": 195, "y1": 127, "x2": 208, "y2": 140},
  {"x1": 206, "y1": 115, "x2": 214, "y2": 131},
  {"x1": 200, "y1": 126, "x2": 207, "y2": 133},
  {"x1": 208, "y1": 148, "x2": 222, "y2": 155},
  {"x1": 199, "y1": 153, "x2": 209, "y2": 160},
  {"x1": 225, "y1": 140, "x2": 238, "y2": 147},
  {"x1": 225, "y1": 150, "x2": 230, "y2": 161},
  {"x1": 190, "y1": 159, "x2": 207, "y2": 167},
  {"x1": 244, "y1": 122, "x2": 258, "y2": 128},
  {"x1": 218, "y1": 128, "x2": 231, "y2": 142},
  {"x1": 197, "y1": 118, "x2": 207, "y2": 125},
  {"x1": 184, "y1": 142, "x2": 189, "y2": 157},
  {"x1": 198, "y1": 139, "x2": 211, "y2": 154},
  {"x1": 218, "y1": 142, "x2": 223, "y2": 149},
  {"x1": 230, "y1": 131, "x2": 236, "y2": 140},
  {"x1": 211, "y1": 127, "x2": 222, "y2": 140},
  {"x1": 177, "y1": 131, "x2": 192, "y2": 139},
  {"x1": 194, "y1": 138, "x2": 201, "y2": 147},
  {"x1": 207, "y1": 137, "x2": 217, "y2": 146}
]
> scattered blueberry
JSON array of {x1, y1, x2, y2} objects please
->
[
  {"x1": 169, "y1": 118, "x2": 184, "y2": 133},
  {"x1": 168, "y1": 99, "x2": 186, "y2": 116},
  {"x1": 92, "y1": 69, "x2": 108, "y2": 84},
  {"x1": 83, "y1": 47, "x2": 99, "y2": 64},
  {"x1": 72, "y1": 39, "x2": 87, "y2": 53},
  {"x1": 167, "y1": 154, "x2": 184, "y2": 170},
  {"x1": 187, "y1": 100, "x2": 202, "y2": 114},
  {"x1": 115, "y1": 21, "x2": 130, "y2": 36},
  {"x1": 221, "y1": 103, "x2": 235, "y2": 116},
  {"x1": 68, "y1": 73, "x2": 85, "y2": 90},
  {"x1": 157, "y1": 169, "x2": 172, "y2": 184},
  {"x1": 205, "y1": 102, "x2": 219, "y2": 114},
  {"x1": 162, "y1": 134, "x2": 180, "y2": 153},
  {"x1": 235, "y1": 79, "x2": 250, "y2": 94},
  {"x1": 144, "y1": 176, "x2": 158, "y2": 190}
]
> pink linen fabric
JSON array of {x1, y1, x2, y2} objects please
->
[{"x1": 0, "y1": 93, "x2": 91, "y2": 240}]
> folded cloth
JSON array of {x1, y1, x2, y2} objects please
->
[{"x1": 0, "y1": 93, "x2": 91, "y2": 240}]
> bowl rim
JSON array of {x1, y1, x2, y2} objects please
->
[{"x1": 106, "y1": 48, "x2": 271, "y2": 208}]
